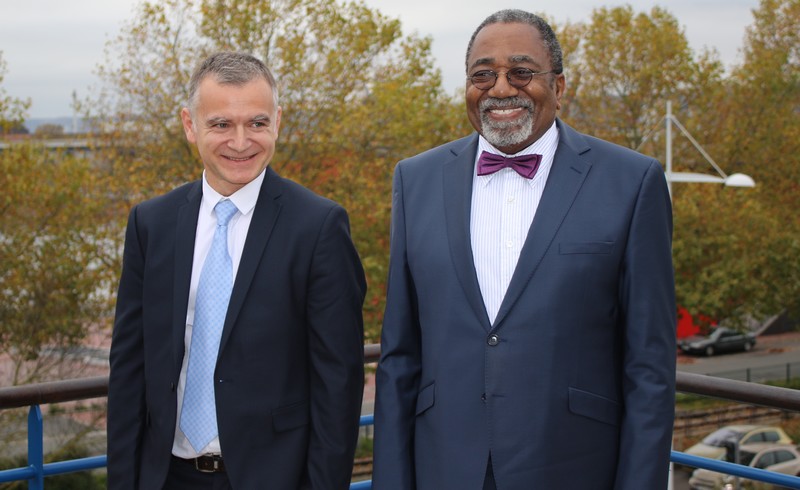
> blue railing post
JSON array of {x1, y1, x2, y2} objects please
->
[{"x1": 28, "y1": 405, "x2": 44, "y2": 490}]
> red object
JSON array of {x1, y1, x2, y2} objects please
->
[{"x1": 676, "y1": 306, "x2": 701, "y2": 339}]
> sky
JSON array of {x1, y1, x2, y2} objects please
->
[{"x1": 0, "y1": 0, "x2": 761, "y2": 118}]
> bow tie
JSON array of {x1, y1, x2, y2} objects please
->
[{"x1": 477, "y1": 150, "x2": 542, "y2": 179}]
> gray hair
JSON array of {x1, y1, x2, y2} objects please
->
[
  {"x1": 187, "y1": 51, "x2": 279, "y2": 114},
  {"x1": 465, "y1": 9, "x2": 563, "y2": 75}
]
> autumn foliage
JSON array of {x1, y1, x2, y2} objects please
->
[{"x1": 2, "y1": 0, "x2": 799, "y2": 372}]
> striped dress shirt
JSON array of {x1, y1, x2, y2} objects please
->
[{"x1": 470, "y1": 122, "x2": 559, "y2": 324}]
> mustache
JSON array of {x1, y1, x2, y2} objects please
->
[{"x1": 479, "y1": 96, "x2": 534, "y2": 112}]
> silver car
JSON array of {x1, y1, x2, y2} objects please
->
[
  {"x1": 685, "y1": 425, "x2": 793, "y2": 461},
  {"x1": 689, "y1": 443, "x2": 800, "y2": 489}
]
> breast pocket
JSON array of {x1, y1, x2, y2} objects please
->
[{"x1": 559, "y1": 241, "x2": 615, "y2": 255}]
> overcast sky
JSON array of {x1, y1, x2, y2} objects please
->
[{"x1": 0, "y1": 0, "x2": 760, "y2": 118}]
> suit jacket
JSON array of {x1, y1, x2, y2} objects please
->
[
  {"x1": 108, "y1": 167, "x2": 367, "y2": 490},
  {"x1": 373, "y1": 120, "x2": 676, "y2": 490}
]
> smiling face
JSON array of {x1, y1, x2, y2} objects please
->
[
  {"x1": 181, "y1": 76, "x2": 281, "y2": 196},
  {"x1": 465, "y1": 22, "x2": 565, "y2": 154}
]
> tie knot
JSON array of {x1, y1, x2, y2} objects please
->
[
  {"x1": 214, "y1": 199, "x2": 238, "y2": 226},
  {"x1": 477, "y1": 150, "x2": 542, "y2": 179}
]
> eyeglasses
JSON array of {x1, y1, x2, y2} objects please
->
[{"x1": 467, "y1": 67, "x2": 556, "y2": 90}]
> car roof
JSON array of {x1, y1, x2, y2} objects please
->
[
  {"x1": 700, "y1": 425, "x2": 786, "y2": 446},
  {"x1": 725, "y1": 424, "x2": 769, "y2": 431},
  {"x1": 739, "y1": 442, "x2": 796, "y2": 452}
]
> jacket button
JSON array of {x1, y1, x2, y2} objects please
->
[{"x1": 487, "y1": 334, "x2": 499, "y2": 346}]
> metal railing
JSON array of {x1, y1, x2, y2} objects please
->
[
  {"x1": 673, "y1": 451, "x2": 800, "y2": 487},
  {"x1": 711, "y1": 361, "x2": 800, "y2": 383},
  {"x1": 2, "y1": 344, "x2": 800, "y2": 489}
]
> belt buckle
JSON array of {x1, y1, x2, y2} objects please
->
[{"x1": 194, "y1": 455, "x2": 222, "y2": 473}]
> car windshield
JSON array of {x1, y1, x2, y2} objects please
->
[
  {"x1": 709, "y1": 329, "x2": 725, "y2": 340},
  {"x1": 703, "y1": 428, "x2": 745, "y2": 446}
]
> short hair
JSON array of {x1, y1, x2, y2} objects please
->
[
  {"x1": 186, "y1": 51, "x2": 279, "y2": 114},
  {"x1": 465, "y1": 9, "x2": 563, "y2": 75}
]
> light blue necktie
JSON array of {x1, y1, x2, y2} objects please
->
[{"x1": 180, "y1": 199, "x2": 238, "y2": 452}]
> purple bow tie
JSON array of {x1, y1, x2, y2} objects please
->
[{"x1": 477, "y1": 150, "x2": 542, "y2": 179}]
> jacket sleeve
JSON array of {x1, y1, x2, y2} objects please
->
[
  {"x1": 304, "y1": 204, "x2": 367, "y2": 489},
  {"x1": 373, "y1": 163, "x2": 422, "y2": 490},
  {"x1": 107, "y1": 206, "x2": 147, "y2": 490},
  {"x1": 615, "y1": 160, "x2": 677, "y2": 489}
]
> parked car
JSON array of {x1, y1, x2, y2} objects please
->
[
  {"x1": 685, "y1": 425, "x2": 794, "y2": 462},
  {"x1": 688, "y1": 442, "x2": 800, "y2": 489},
  {"x1": 679, "y1": 327, "x2": 757, "y2": 356}
]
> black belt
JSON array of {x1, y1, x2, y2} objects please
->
[{"x1": 174, "y1": 454, "x2": 226, "y2": 473}]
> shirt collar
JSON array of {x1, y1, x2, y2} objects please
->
[{"x1": 201, "y1": 168, "x2": 266, "y2": 218}]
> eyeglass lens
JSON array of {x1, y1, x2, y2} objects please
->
[{"x1": 470, "y1": 68, "x2": 539, "y2": 90}]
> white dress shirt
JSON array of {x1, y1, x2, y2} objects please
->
[
  {"x1": 172, "y1": 169, "x2": 264, "y2": 458},
  {"x1": 470, "y1": 123, "x2": 559, "y2": 324}
]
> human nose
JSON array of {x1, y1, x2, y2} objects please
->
[
  {"x1": 228, "y1": 126, "x2": 250, "y2": 151},
  {"x1": 487, "y1": 71, "x2": 519, "y2": 97}
]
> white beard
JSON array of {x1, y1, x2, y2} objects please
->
[{"x1": 479, "y1": 97, "x2": 534, "y2": 149}]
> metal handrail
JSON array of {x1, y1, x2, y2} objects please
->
[
  {"x1": 2, "y1": 343, "x2": 799, "y2": 410},
  {"x1": 3, "y1": 343, "x2": 800, "y2": 489},
  {"x1": 0, "y1": 344, "x2": 381, "y2": 409},
  {"x1": 677, "y1": 370, "x2": 800, "y2": 411},
  {"x1": 0, "y1": 376, "x2": 108, "y2": 409},
  {"x1": 673, "y1": 452, "x2": 800, "y2": 488}
]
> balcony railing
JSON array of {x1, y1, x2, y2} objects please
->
[{"x1": 2, "y1": 343, "x2": 800, "y2": 489}]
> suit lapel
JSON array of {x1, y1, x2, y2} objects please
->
[
  {"x1": 493, "y1": 121, "x2": 592, "y2": 329},
  {"x1": 218, "y1": 167, "x2": 282, "y2": 354},
  {"x1": 173, "y1": 182, "x2": 202, "y2": 373},
  {"x1": 443, "y1": 134, "x2": 492, "y2": 329}
]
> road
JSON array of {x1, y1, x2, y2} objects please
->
[{"x1": 678, "y1": 332, "x2": 800, "y2": 380}]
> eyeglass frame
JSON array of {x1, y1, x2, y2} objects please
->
[{"x1": 467, "y1": 67, "x2": 559, "y2": 90}]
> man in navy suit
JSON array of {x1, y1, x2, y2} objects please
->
[
  {"x1": 373, "y1": 9, "x2": 676, "y2": 489},
  {"x1": 108, "y1": 52, "x2": 367, "y2": 489}
]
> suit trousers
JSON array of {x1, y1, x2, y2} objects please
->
[{"x1": 163, "y1": 456, "x2": 232, "y2": 490}]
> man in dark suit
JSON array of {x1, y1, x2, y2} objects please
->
[
  {"x1": 373, "y1": 9, "x2": 676, "y2": 490},
  {"x1": 108, "y1": 51, "x2": 367, "y2": 490}
]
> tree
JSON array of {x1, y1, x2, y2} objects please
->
[
  {"x1": 560, "y1": 6, "x2": 724, "y2": 150},
  {"x1": 34, "y1": 123, "x2": 65, "y2": 138},
  {"x1": 548, "y1": 17, "x2": 585, "y2": 125},
  {"x1": 0, "y1": 143, "x2": 118, "y2": 385},
  {"x1": 85, "y1": 0, "x2": 470, "y2": 341},
  {"x1": 555, "y1": 4, "x2": 800, "y2": 330},
  {"x1": 725, "y1": 0, "x2": 800, "y2": 187},
  {"x1": 672, "y1": 0, "x2": 800, "y2": 325},
  {"x1": 0, "y1": 51, "x2": 31, "y2": 135},
  {"x1": 0, "y1": 53, "x2": 117, "y2": 389}
]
